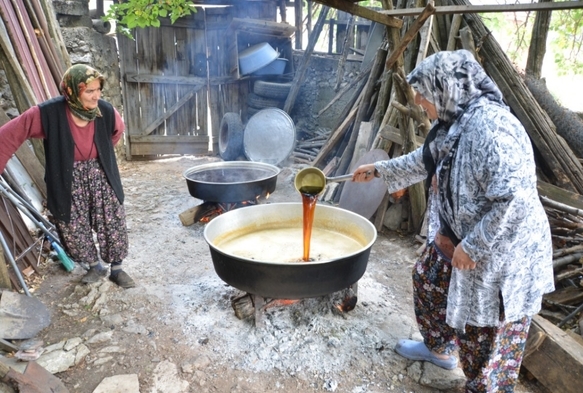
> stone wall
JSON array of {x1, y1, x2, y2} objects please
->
[{"x1": 290, "y1": 52, "x2": 362, "y2": 139}]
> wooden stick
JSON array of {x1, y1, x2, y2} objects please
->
[
  {"x1": 553, "y1": 253, "x2": 583, "y2": 270},
  {"x1": 318, "y1": 63, "x2": 372, "y2": 116},
  {"x1": 385, "y1": 2, "x2": 436, "y2": 70},
  {"x1": 312, "y1": 96, "x2": 362, "y2": 167},
  {"x1": 553, "y1": 245, "x2": 583, "y2": 259},
  {"x1": 336, "y1": 45, "x2": 388, "y2": 176},
  {"x1": 541, "y1": 195, "x2": 583, "y2": 217}
]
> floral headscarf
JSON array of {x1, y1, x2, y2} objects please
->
[
  {"x1": 406, "y1": 49, "x2": 504, "y2": 124},
  {"x1": 60, "y1": 64, "x2": 105, "y2": 121},
  {"x1": 407, "y1": 51, "x2": 511, "y2": 244}
]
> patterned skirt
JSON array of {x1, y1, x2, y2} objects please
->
[
  {"x1": 54, "y1": 159, "x2": 128, "y2": 265},
  {"x1": 413, "y1": 243, "x2": 531, "y2": 393}
]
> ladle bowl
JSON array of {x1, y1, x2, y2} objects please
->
[{"x1": 294, "y1": 167, "x2": 363, "y2": 195}]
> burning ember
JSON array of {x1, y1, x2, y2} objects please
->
[
  {"x1": 195, "y1": 200, "x2": 257, "y2": 223},
  {"x1": 192, "y1": 192, "x2": 270, "y2": 223},
  {"x1": 230, "y1": 283, "x2": 359, "y2": 327}
]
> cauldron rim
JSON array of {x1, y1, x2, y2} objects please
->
[{"x1": 203, "y1": 202, "x2": 377, "y2": 268}]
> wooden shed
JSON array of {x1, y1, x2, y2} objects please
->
[{"x1": 118, "y1": 1, "x2": 296, "y2": 159}]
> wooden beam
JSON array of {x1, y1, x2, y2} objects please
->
[
  {"x1": 379, "y1": 1, "x2": 583, "y2": 17},
  {"x1": 140, "y1": 90, "x2": 199, "y2": 136},
  {"x1": 522, "y1": 314, "x2": 583, "y2": 393},
  {"x1": 314, "y1": 0, "x2": 403, "y2": 28},
  {"x1": 125, "y1": 73, "x2": 234, "y2": 86},
  {"x1": 385, "y1": 3, "x2": 436, "y2": 70}
]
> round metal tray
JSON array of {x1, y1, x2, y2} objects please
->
[{"x1": 243, "y1": 108, "x2": 296, "y2": 166}]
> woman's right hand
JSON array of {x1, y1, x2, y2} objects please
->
[{"x1": 352, "y1": 164, "x2": 377, "y2": 182}]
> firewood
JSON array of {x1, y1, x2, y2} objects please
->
[
  {"x1": 541, "y1": 195, "x2": 583, "y2": 216},
  {"x1": 555, "y1": 267, "x2": 583, "y2": 283},
  {"x1": 231, "y1": 293, "x2": 255, "y2": 320},
  {"x1": 178, "y1": 205, "x2": 203, "y2": 226},
  {"x1": 553, "y1": 245, "x2": 583, "y2": 259},
  {"x1": 553, "y1": 253, "x2": 583, "y2": 270}
]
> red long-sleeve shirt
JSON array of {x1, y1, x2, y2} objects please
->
[{"x1": 0, "y1": 105, "x2": 125, "y2": 173}]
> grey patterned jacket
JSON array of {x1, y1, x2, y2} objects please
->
[{"x1": 375, "y1": 50, "x2": 555, "y2": 330}]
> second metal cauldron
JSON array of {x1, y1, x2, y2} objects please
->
[
  {"x1": 183, "y1": 161, "x2": 280, "y2": 203},
  {"x1": 203, "y1": 203, "x2": 377, "y2": 299}
]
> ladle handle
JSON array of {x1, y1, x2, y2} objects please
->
[
  {"x1": 326, "y1": 174, "x2": 354, "y2": 183},
  {"x1": 326, "y1": 171, "x2": 372, "y2": 183}
]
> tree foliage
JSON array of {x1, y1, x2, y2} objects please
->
[
  {"x1": 482, "y1": 4, "x2": 583, "y2": 76},
  {"x1": 103, "y1": 0, "x2": 197, "y2": 39},
  {"x1": 550, "y1": 8, "x2": 583, "y2": 75}
]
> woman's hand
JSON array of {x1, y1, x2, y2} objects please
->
[
  {"x1": 452, "y1": 243, "x2": 476, "y2": 270},
  {"x1": 352, "y1": 164, "x2": 377, "y2": 182}
]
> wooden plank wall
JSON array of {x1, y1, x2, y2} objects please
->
[{"x1": 118, "y1": 2, "x2": 277, "y2": 159}]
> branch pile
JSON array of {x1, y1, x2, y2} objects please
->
[{"x1": 298, "y1": 0, "x2": 583, "y2": 343}]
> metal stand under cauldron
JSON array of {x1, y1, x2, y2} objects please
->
[{"x1": 231, "y1": 283, "x2": 359, "y2": 328}]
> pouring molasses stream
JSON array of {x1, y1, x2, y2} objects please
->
[{"x1": 294, "y1": 167, "x2": 373, "y2": 261}]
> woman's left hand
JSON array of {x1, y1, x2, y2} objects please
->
[{"x1": 452, "y1": 243, "x2": 476, "y2": 270}]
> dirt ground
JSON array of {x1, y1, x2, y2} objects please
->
[{"x1": 24, "y1": 155, "x2": 550, "y2": 393}]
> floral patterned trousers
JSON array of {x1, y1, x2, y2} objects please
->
[
  {"x1": 55, "y1": 159, "x2": 128, "y2": 265},
  {"x1": 413, "y1": 244, "x2": 531, "y2": 393}
]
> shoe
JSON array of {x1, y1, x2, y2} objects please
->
[
  {"x1": 395, "y1": 339, "x2": 458, "y2": 370},
  {"x1": 81, "y1": 268, "x2": 108, "y2": 283},
  {"x1": 109, "y1": 271, "x2": 136, "y2": 289}
]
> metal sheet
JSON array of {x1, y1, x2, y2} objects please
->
[
  {"x1": 243, "y1": 108, "x2": 296, "y2": 166},
  {"x1": 339, "y1": 149, "x2": 389, "y2": 219}
]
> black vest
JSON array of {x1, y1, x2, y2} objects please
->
[{"x1": 39, "y1": 96, "x2": 124, "y2": 223}]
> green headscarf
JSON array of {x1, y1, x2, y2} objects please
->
[{"x1": 59, "y1": 64, "x2": 105, "y2": 121}]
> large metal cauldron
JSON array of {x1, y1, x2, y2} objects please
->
[
  {"x1": 203, "y1": 203, "x2": 377, "y2": 299},
  {"x1": 183, "y1": 161, "x2": 280, "y2": 203}
]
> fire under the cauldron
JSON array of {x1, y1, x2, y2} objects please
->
[
  {"x1": 194, "y1": 199, "x2": 259, "y2": 223},
  {"x1": 231, "y1": 283, "x2": 359, "y2": 328}
]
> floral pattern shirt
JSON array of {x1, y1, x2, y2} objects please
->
[{"x1": 375, "y1": 50, "x2": 555, "y2": 329}]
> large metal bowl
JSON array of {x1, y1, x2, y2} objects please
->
[
  {"x1": 183, "y1": 161, "x2": 280, "y2": 203},
  {"x1": 203, "y1": 203, "x2": 377, "y2": 299}
]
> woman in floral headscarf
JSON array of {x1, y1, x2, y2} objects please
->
[
  {"x1": 0, "y1": 64, "x2": 135, "y2": 289},
  {"x1": 353, "y1": 50, "x2": 554, "y2": 392}
]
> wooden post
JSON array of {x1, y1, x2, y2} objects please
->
[
  {"x1": 335, "y1": 15, "x2": 355, "y2": 91},
  {"x1": 283, "y1": 6, "x2": 331, "y2": 115},
  {"x1": 294, "y1": 0, "x2": 302, "y2": 49},
  {"x1": 446, "y1": 14, "x2": 463, "y2": 50}
]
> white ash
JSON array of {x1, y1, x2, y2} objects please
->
[{"x1": 168, "y1": 268, "x2": 410, "y2": 381}]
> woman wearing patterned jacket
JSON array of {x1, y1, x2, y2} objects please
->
[{"x1": 353, "y1": 50, "x2": 554, "y2": 392}]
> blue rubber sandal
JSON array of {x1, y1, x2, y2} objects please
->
[{"x1": 395, "y1": 339, "x2": 458, "y2": 370}]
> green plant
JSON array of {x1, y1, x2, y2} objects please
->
[
  {"x1": 550, "y1": 9, "x2": 583, "y2": 75},
  {"x1": 103, "y1": 0, "x2": 197, "y2": 39}
]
